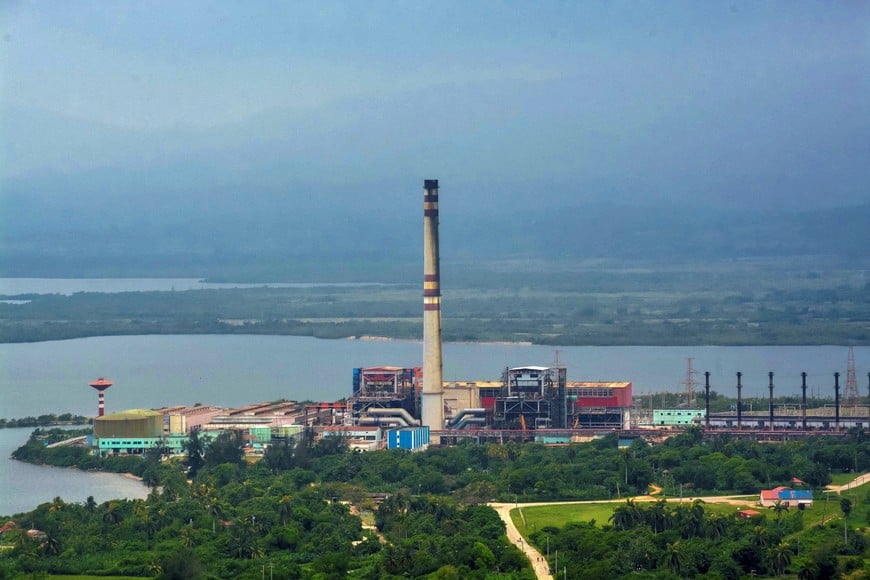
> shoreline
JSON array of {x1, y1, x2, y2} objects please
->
[
  {"x1": 1, "y1": 328, "x2": 866, "y2": 348},
  {"x1": 349, "y1": 335, "x2": 534, "y2": 346}
]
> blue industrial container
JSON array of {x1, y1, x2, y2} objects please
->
[
  {"x1": 388, "y1": 426, "x2": 430, "y2": 450},
  {"x1": 352, "y1": 368, "x2": 361, "y2": 394}
]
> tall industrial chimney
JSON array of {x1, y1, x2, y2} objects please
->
[
  {"x1": 704, "y1": 372, "x2": 711, "y2": 429},
  {"x1": 768, "y1": 371, "x2": 775, "y2": 432},
  {"x1": 801, "y1": 372, "x2": 808, "y2": 430},
  {"x1": 421, "y1": 179, "x2": 444, "y2": 431}
]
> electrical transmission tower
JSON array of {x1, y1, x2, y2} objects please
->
[
  {"x1": 845, "y1": 346, "x2": 859, "y2": 406},
  {"x1": 682, "y1": 357, "x2": 698, "y2": 407}
]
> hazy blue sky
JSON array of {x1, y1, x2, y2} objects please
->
[{"x1": 1, "y1": 1, "x2": 868, "y2": 211}]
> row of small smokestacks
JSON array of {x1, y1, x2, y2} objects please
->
[{"x1": 700, "y1": 371, "x2": 870, "y2": 430}]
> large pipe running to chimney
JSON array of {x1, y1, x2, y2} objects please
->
[{"x1": 421, "y1": 179, "x2": 444, "y2": 431}]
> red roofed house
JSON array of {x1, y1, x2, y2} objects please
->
[{"x1": 760, "y1": 486, "x2": 813, "y2": 508}]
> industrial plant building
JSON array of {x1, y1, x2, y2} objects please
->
[
  {"x1": 349, "y1": 364, "x2": 633, "y2": 435},
  {"x1": 653, "y1": 409, "x2": 706, "y2": 427},
  {"x1": 92, "y1": 409, "x2": 185, "y2": 455}
]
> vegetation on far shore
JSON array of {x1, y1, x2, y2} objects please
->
[
  {"x1": 0, "y1": 414, "x2": 90, "y2": 429},
  {"x1": 0, "y1": 259, "x2": 867, "y2": 346}
]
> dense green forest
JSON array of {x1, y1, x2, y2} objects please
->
[
  {"x1": 1, "y1": 259, "x2": 867, "y2": 345},
  {"x1": 0, "y1": 414, "x2": 89, "y2": 429},
  {"x1": 4, "y1": 428, "x2": 870, "y2": 578}
]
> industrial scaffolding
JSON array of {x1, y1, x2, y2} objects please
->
[
  {"x1": 350, "y1": 367, "x2": 420, "y2": 425},
  {"x1": 492, "y1": 366, "x2": 567, "y2": 430}
]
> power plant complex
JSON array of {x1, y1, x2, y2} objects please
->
[{"x1": 82, "y1": 179, "x2": 867, "y2": 457}]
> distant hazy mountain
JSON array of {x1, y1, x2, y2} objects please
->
[{"x1": 1, "y1": 165, "x2": 867, "y2": 281}]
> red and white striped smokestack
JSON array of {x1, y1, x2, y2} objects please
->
[{"x1": 421, "y1": 179, "x2": 444, "y2": 431}]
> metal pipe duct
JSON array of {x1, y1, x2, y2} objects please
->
[
  {"x1": 363, "y1": 407, "x2": 421, "y2": 427},
  {"x1": 448, "y1": 408, "x2": 486, "y2": 429}
]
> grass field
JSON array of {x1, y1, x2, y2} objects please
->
[
  {"x1": 829, "y1": 472, "x2": 860, "y2": 486},
  {"x1": 509, "y1": 498, "x2": 831, "y2": 534}
]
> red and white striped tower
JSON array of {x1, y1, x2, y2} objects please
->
[
  {"x1": 89, "y1": 377, "x2": 113, "y2": 417},
  {"x1": 421, "y1": 179, "x2": 444, "y2": 431}
]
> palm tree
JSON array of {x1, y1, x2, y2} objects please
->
[
  {"x1": 625, "y1": 498, "x2": 642, "y2": 525},
  {"x1": 183, "y1": 429, "x2": 205, "y2": 477},
  {"x1": 686, "y1": 499, "x2": 705, "y2": 538},
  {"x1": 41, "y1": 530, "x2": 61, "y2": 556},
  {"x1": 192, "y1": 482, "x2": 213, "y2": 501},
  {"x1": 48, "y1": 496, "x2": 65, "y2": 513},
  {"x1": 247, "y1": 514, "x2": 265, "y2": 535},
  {"x1": 180, "y1": 525, "x2": 196, "y2": 549},
  {"x1": 840, "y1": 497, "x2": 852, "y2": 543},
  {"x1": 227, "y1": 522, "x2": 263, "y2": 559},
  {"x1": 207, "y1": 498, "x2": 225, "y2": 533},
  {"x1": 770, "y1": 500, "x2": 789, "y2": 527},
  {"x1": 132, "y1": 500, "x2": 148, "y2": 519},
  {"x1": 278, "y1": 495, "x2": 293, "y2": 526},
  {"x1": 139, "y1": 514, "x2": 159, "y2": 541},
  {"x1": 766, "y1": 542, "x2": 793, "y2": 577},
  {"x1": 142, "y1": 468, "x2": 161, "y2": 489},
  {"x1": 609, "y1": 504, "x2": 634, "y2": 531},
  {"x1": 84, "y1": 496, "x2": 97, "y2": 514},
  {"x1": 147, "y1": 561, "x2": 163, "y2": 577},
  {"x1": 609, "y1": 499, "x2": 640, "y2": 531},
  {"x1": 706, "y1": 513, "x2": 727, "y2": 541},
  {"x1": 751, "y1": 525, "x2": 769, "y2": 549},
  {"x1": 661, "y1": 541, "x2": 685, "y2": 575},
  {"x1": 103, "y1": 501, "x2": 122, "y2": 525},
  {"x1": 648, "y1": 498, "x2": 668, "y2": 534}
]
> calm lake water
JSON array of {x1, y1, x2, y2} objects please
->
[
  {"x1": 1, "y1": 335, "x2": 865, "y2": 418},
  {"x1": 0, "y1": 277, "x2": 394, "y2": 296},
  {"x1": 0, "y1": 427, "x2": 148, "y2": 518}
]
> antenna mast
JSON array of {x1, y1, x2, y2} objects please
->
[
  {"x1": 682, "y1": 357, "x2": 698, "y2": 407},
  {"x1": 845, "y1": 347, "x2": 859, "y2": 406}
]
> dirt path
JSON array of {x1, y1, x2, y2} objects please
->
[
  {"x1": 489, "y1": 492, "x2": 758, "y2": 579},
  {"x1": 489, "y1": 503, "x2": 552, "y2": 580},
  {"x1": 825, "y1": 472, "x2": 870, "y2": 494},
  {"x1": 347, "y1": 504, "x2": 387, "y2": 544}
]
